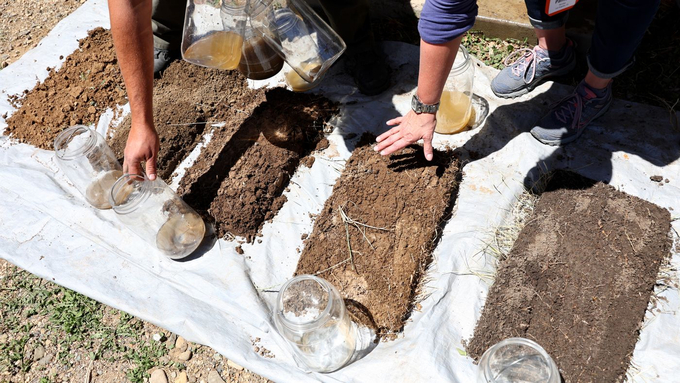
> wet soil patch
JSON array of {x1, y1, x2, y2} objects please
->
[
  {"x1": 179, "y1": 87, "x2": 336, "y2": 240},
  {"x1": 4, "y1": 28, "x2": 126, "y2": 149},
  {"x1": 295, "y1": 136, "x2": 461, "y2": 337},
  {"x1": 467, "y1": 172, "x2": 672, "y2": 382},
  {"x1": 108, "y1": 60, "x2": 261, "y2": 181}
]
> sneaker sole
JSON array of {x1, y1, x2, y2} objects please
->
[
  {"x1": 492, "y1": 61, "x2": 577, "y2": 99},
  {"x1": 531, "y1": 99, "x2": 612, "y2": 146}
]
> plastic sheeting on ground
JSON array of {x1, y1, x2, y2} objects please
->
[{"x1": 1, "y1": 1, "x2": 679, "y2": 381}]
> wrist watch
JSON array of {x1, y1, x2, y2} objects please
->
[{"x1": 411, "y1": 93, "x2": 440, "y2": 114}]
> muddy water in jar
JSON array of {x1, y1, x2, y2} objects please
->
[
  {"x1": 434, "y1": 90, "x2": 472, "y2": 134},
  {"x1": 156, "y1": 211, "x2": 205, "y2": 258},
  {"x1": 285, "y1": 62, "x2": 322, "y2": 92},
  {"x1": 85, "y1": 169, "x2": 123, "y2": 209},
  {"x1": 183, "y1": 31, "x2": 243, "y2": 70},
  {"x1": 238, "y1": 36, "x2": 284, "y2": 80}
]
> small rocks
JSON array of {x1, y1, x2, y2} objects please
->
[
  {"x1": 178, "y1": 349, "x2": 192, "y2": 362},
  {"x1": 174, "y1": 371, "x2": 188, "y2": 383},
  {"x1": 226, "y1": 360, "x2": 244, "y2": 371},
  {"x1": 150, "y1": 369, "x2": 169, "y2": 383},
  {"x1": 152, "y1": 333, "x2": 164, "y2": 342},
  {"x1": 33, "y1": 345, "x2": 45, "y2": 361},
  {"x1": 176, "y1": 336, "x2": 188, "y2": 352},
  {"x1": 37, "y1": 353, "x2": 53, "y2": 367},
  {"x1": 207, "y1": 370, "x2": 226, "y2": 383},
  {"x1": 650, "y1": 175, "x2": 664, "y2": 182}
]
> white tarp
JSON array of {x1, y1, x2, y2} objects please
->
[{"x1": 1, "y1": 1, "x2": 679, "y2": 381}]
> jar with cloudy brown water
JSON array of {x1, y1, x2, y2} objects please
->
[
  {"x1": 54, "y1": 125, "x2": 123, "y2": 210},
  {"x1": 109, "y1": 174, "x2": 205, "y2": 259}
]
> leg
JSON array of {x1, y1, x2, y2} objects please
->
[{"x1": 151, "y1": 0, "x2": 185, "y2": 73}]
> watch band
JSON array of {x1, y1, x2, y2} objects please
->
[{"x1": 411, "y1": 94, "x2": 440, "y2": 114}]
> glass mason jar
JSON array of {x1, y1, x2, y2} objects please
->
[
  {"x1": 434, "y1": 45, "x2": 475, "y2": 135},
  {"x1": 477, "y1": 337, "x2": 561, "y2": 383},
  {"x1": 181, "y1": 0, "x2": 247, "y2": 70},
  {"x1": 109, "y1": 174, "x2": 206, "y2": 259},
  {"x1": 237, "y1": 20, "x2": 285, "y2": 80},
  {"x1": 274, "y1": 275, "x2": 356, "y2": 373},
  {"x1": 247, "y1": 0, "x2": 346, "y2": 88},
  {"x1": 54, "y1": 125, "x2": 123, "y2": 210}
]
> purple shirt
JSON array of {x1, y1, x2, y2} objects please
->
[{"x1": 418, "y1": 0, "x2": 478, "y2": 44}]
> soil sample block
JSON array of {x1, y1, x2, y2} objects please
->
[
  {"x1": 4, "y1": 28, "x2": 127, "y2": 149},
  {"x1": 108, "y1": 61, "x2": 265, "y2": 181},
  {"x1": 295, "y1": 137, "x2": 461, "y2": 336},
  {"x1": 179, "y1": 88, "x2": 335, "y2": 240},
  {"x1": 467, "y1": 172, "x2": 672, "y2": 382}
]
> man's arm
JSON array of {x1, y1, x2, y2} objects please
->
[{"x1": 108, "y1": 0, "x2": 160, "y2": 180}]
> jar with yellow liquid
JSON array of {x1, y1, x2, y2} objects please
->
[
  {"x1": 109, "y1": 174, "x2": 206, "y2": 260},
  {"x1": 181, "y1": 0, "x2": 247, "y2": 70},
  {"x1": 54, "y1": 125, "x2": 123, "y2": 210},
  {"x1": 435, "y1": 45, "x2": 475, "y2": 135}
]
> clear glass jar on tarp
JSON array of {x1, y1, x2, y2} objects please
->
[
  {"x1": 435, "y1": 45, "x2": 475, "y2": 134},
  {"x1": 181, "y1": 0, "x2": 247, "y2": 70},
  {"x1": 109, "y1": 174, "x2": 206, "y2": 260},
  {"x1": 274, "y1": 275, "x2": 356, "y2": 373},
  {"x1": 237, "y1": 20, "x2": 285, "y2": 80},
  {"x1": 53, "y1": 125, "x2": 123, "y2": 210},
  {"x1": 477, "y1": 337, "x2": 561, "y2": 383},
  {"x1": 247, "y1": 0, "x2": 346, "y2": 88}
]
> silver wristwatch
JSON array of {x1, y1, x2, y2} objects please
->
[{"x1": 411, "y1": 93, "x2": 439, "y2": 114}]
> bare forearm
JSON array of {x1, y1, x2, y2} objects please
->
[
  {"x1": 108, "y1": 0, "x2": 154, "y2": 129},
  {"x1": 416, "y1": 36, "x2": 463, "y2": 105}
]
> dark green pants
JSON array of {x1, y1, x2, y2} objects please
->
[{"x1": 151, "y1": 0, "x2": 374, "y2": 54}]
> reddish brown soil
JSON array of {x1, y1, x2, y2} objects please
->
[
  {"x1": 108, "y1": 61, "x2": 260, "y2": 181},
  {"x1": 467, "y1": 172, "x2": 672, "y2": 383},
  {"x1": 4, "y1": 28, "x2": 126, "y2": 148},
  {"x1": 295, "y1": 136, "x2": 461, "y2": 337},
  {"x1": 178, "y1": 87, "x2": 336, "y2": 241}
]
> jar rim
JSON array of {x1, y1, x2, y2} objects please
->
[
  {"x1": 480, "y1": 337, "x2": 558, "y2": 382},
  {"x1": 54, "y1": 125, "x2": 98, "y2": 161},
  {"x1": 276, "y1": 274, "x2": 334, "y2": 331},
  {"x1": 109, "y1": 173, "x2": 152, "y2": 215}
]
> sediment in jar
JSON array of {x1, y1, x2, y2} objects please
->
[
  {"x1": 285, "y1": 62, "x2": 322, "y2": 92},
  {"x1": 85, "y1": 169, "x2": 123, "y2": 209},
  {"x1": 156, "y1": 211, "x2": 206, "y2": 258},
  {"x1": 183, "y1": 31, "x2": 244, "y2": 70},
  {"x1": 238, "y1": 36, "x2": 284, "y2": 80},
  {"x1": 434, "y1": 90, "x2": 472, "y2": 134}
]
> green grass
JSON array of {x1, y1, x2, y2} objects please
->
[{"x1": 463, "y1": 31, "x2": 531, "y2": 70}]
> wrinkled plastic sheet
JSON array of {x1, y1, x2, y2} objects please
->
[{"x1": 1, "y1": 1, "x2": 679, "y2": 381}]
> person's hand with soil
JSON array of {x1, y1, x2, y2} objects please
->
[
  {"x1": 108, "y1": 0, "x2": 159, "y2": 180},
  {"x1": 375, "y1": 36, "x2": 463, "y2": 161}
]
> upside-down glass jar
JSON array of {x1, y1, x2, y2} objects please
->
[
  {"x1": 477, "y1": 337, "x2": 560, "y2": 383},
  {"x1": 247, "y1": 0, "x2": 346, "y2": 90},
  {"x1": 54, "y1": 125, "x2": 123, "y2": 210},
  {"x1": 109, "y1": 174, "x2": 206, "y2": 259},
  {"x1": 237, "y1": 20, "x2": 285, "y2": 80},
  {"x1": 274, "y1": 275, "x2": 356, "y2": 373},
  {"x1": 434, "y1": 45, "x2": 475, "y2": 134},
  {"x1": 181, "y1": 0, "x2": 247, "y2": 70}
]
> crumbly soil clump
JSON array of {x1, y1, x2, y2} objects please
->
[
  {"x1": 108, "y1": 60, "x2": 262, "y2": 181},
  {"x1": 467, "y1": 172, "x2": 672, "y2": 382},
  {"x1": 295, "y1": 136, "x2": 461, "y2": 337},
  {"x1": 179, "y1": 87, "x2": 335, "y2": 240},
  {"x1": 4, "y1": 28, "x2": 126, "y2": 148}
]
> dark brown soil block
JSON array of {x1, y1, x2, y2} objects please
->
[
  {"x1": 108, "y1": 60, "x2": 262, "y2": 181},
  {"x1": 467, "y1": 172, "x2": 672, "y2": 383},
  {"x1": 295, "y1": 136, "x2": 461, "y2": 336},
  {"x1": 4, "y1": 28, "x2": 126, "y2": 149},
  {"x1": 178, "y1": 87, "x2": 336, "y2": 240}
]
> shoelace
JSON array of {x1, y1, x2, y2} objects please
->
[
  {"x1": 504, "y1": 46, "x2": 549, "y2": 84},
  {"x1": 554, "y1": 91, "x2": 584, "y2": 128}
]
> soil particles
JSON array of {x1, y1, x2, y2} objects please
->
[
  {"x1": 178, "y1": 87, "x2": 335, "y2": 240},
  {"x1": 467, "y1": 172, "x2": 672, "y2": 383},
  {"x1": 4, "y1": 28, "x2": 127, "y2": 149},
  {"x1": 295, "y1": 136, "x2": 461, "y2": 337},
  {"x1": 108, "y1": 60, "x2": 259, "y2": 181}
]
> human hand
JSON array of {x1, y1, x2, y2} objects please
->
[
  {"x1": 374, "y1": 110, "x2": 437, "y2": 161},
  {"x1": 123, "y1": 123, "x2": 160, "y2": 180}
]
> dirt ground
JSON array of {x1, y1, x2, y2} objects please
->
[
  {"x1": 295, "y1": 136, "x2": 461, "y2": 337},
  {"x1": 466, "y1": 172, "x2": 673, "y2": 382}
]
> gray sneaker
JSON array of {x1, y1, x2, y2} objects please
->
[
  {"x1": 154, "y1": 48, "x2": 174, "y2": 74},
  {"x1": 491, "y1": 40, "x2": 576, "y2": 98},
  {"x1": 530, "y1": 80, "x2": 613, "y2": 146}
]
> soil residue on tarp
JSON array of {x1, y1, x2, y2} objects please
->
[
  {"x1": 295, "y1": 135, "x2": 461, "y2": 337},
  {"x1": 467, "y1": 171, "x2": 672, "y2": 382}
]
